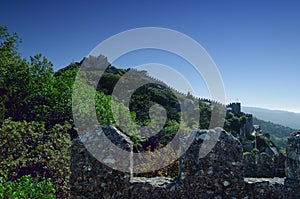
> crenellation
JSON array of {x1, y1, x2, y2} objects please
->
[{"x1": 70, "y1": 126, "x2": 300, "y2": 198}]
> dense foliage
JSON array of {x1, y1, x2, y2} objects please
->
[
  {"x1": 0, "y1": 26, "x2": 73, "y2": 198},
  {"x1": 0, "y1": 175, "x2": 55, "y2": 199},
  {"x1": 0, "y1": 26, "x2": 76, "y2": 128},
  {"x1": 0, "y1": 119, "x2": 71, "y2": 198}
]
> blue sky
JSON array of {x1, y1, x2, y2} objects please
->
[{"x1": 1, "y1": 0, "x2": 300, "y2": 112}]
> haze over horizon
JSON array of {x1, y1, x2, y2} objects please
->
[
  {"x1": 1, "y1": 0, "x2": 299, "y2": 113},
  {"x1": 245, "y1": 106, "x2": 300, "y2": 114}
]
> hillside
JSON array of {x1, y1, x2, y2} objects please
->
[
  {"x1": 242, "y1": 106, "x2": 300, "y2": 129},
  {"x1": 252, "y1": 117, "x2": 296, "y2": 150},
  {"x1": 61, "y1": 57, "x2": 294, "y2": 152}
]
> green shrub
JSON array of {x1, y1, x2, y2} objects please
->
[
  {"x1": 243, "y1": 148, "x2": 259, "y2": 155},
  {"x1": 0, "y1": 119, "x2": 71, "y2": 198},
  {"x1": 0, "y1": 175, "x2": 55, "y2": 199}
]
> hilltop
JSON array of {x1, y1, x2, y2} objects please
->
[{"x1": 56, "y1": 56, "x2": 294, "y2": 156}]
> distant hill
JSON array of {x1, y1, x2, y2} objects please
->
[
  {"x1": 242, "y1": 106, "x2": 300, "y2": 130},
  {"x1": 252, "y1": 117, "x2": 296, "y2": 149}
]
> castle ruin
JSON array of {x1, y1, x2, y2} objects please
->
[{"x1": 70, "y1": 126, "x2": 300, "y2": 198}]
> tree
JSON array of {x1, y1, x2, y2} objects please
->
[
  {"x1": 0, "y1": 26, "x2": 29, "y2": 122},
  {"x1": 25, "y1": 55, "x2": 78, "y2": 127},
  {"x1": 0, "y1": 26, "x2": 77, "y2": 128},
  {"x1": 224, "y1": 112, "x2": 246, "y2": 136},
  {"x1": 25, "y1": 54, "x2": 54, "y2": 122}
]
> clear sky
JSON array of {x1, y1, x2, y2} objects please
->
[{"x1": 1, "y1": 0, "x2": 300, "y2": 112}]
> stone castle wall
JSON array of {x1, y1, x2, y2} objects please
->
[
  {"x1": 284, "y1": 131, "x2": 300, "y2": 198},
  {"x1": 243, "y1": 152, "x2": 285, "y2": 178},
  {"x1": 70, "y1": 126, "x2": 300, "y2": 198}
]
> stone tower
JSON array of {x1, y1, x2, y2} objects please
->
[{"x1": 227, "y1": 102, "x2": 241, "y2": 115}]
